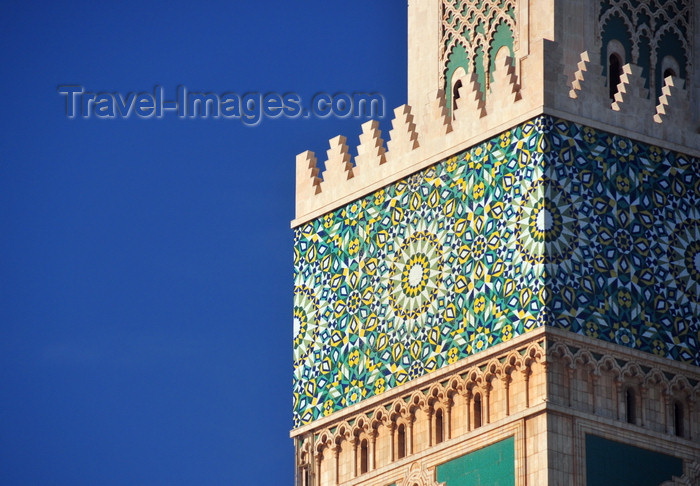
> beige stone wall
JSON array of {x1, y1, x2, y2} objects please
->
[
  {"x1": 547, "y1": 330, "x2": 700, "y2": 441},
  {"x1": 525, "y1": 413, "x2": 548, "y2": 486},
  {"x1": 546, "y1": 329, "x2": 700, "y2": 486},
  {"x1": 546, "y1": 412, "x2": 574, "y2": 483}
]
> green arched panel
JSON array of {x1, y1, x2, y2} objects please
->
[
  {"x1": 445, "y1": 44, "x2": 470, "y2": 113},
  {"x1": 601, "y1": 15, "x2": 633, "y2": 76},
  {"x1": 488, "y1": 22, "x2": 515, "y2": 84},
  {"x1": 655, "y1": 30, "x2": 688, "y2": 99}
]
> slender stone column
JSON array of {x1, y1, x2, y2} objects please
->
[
  {"x1": 351, "y1": 437, "x2": 358, "y2": 478},
  {"x1": 332, "y1": 444, "x2": 340, "y2": 485},
  {"x1": 445, "y1": 399, "x2": 452, "y2": 440},
  {"x1": 427, "y1": 409, "x2": 433, "y2": 447},
  {"x1": 389, "y1": 423, "x2": 395, "y2": 462},
  {"x1": 485, "y1": 383, "x2": 492, "y2": 425},
  {"x1": 504, "y1": 374, "x2": 512, "y2": 416},
  {"x1": 522, "y1": 368, "x2": 531, "y2": 409},
  {"x1": 465, "y1": 392, "x2": 472, "y2": 431}
]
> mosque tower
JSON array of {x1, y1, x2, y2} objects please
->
[{"x1": 292, "y1": 1, "x2": 699, "y2": 484}]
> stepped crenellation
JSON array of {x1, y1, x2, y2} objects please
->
[
  {"x1": 293, "y1": 41, "x2": 698, "y2": 225},
  {"x1": 654, "y1": 76, "x2": 688, "y2": 124},
  {"x1": 611, "y1": 64, "x2": 650, "y2": 112}
]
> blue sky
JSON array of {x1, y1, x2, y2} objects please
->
[{"x1": 0, "y1": 1, "x2": 406, "y2": 484}]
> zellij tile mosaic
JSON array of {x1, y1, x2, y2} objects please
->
[{"x1": 292, "y1": 116, "x2": 699, "y2": 426}]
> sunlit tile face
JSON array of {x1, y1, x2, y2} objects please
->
[{"x1": 292, "y1": 116, "x2": 700, "y2": 426}]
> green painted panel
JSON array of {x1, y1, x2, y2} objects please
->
[
  {"x1": 637, "y1": 35, "x2": 651, "y2": 90},
  {"x1": 488, "y1": 22, "x2": 514, "y2": 83},
  {"x1": 474, "y1": 44, "x2": 486, "y2": 98},
  {"x1": 655, "y1": 30, "x2": 688, "y2": 98},
  {"x1": 441, "y1": 0, "x2": 516, "y2": 109},
  {"x1": 600, "y1": 14, "x2": 633, "y2": 75},
  {"x1": 585, "y1": 435, "x2": 683, "y2": 486},
  {"x1": 436, "y1": 436, "x2": 515, "y2": 486},
  {"x1": 445, "y1": 44, "x2": 470, "y2": 112}
]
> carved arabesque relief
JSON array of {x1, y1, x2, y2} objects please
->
[
  {"x1": 659, "y1": 460, "x2": 700, "y2": 486},
  {"x1": 399, "y1": 462, "x2": 445, "y2": 486},
  {"x1": 440, "y1": 0, "x2": 517, "y2": 84},
  {"x1": 598, "y1": 0, "x2": 693, "y2": 85}
]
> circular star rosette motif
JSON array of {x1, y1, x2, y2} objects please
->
[
  {"x1": 387, "y1": 222, "x2": 445, "y2": 325},
  {"x1": 514, "y1": 177, "x2": 580, "y2": 264},
  {"x1": 667, "y1": 218, "x2": 700, "y2": 305},
  {"x1": 293, "y1": 284, "x2": 322, "y2": 369}
]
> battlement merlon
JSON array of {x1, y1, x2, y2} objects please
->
[{"x1": 292, "y1": 39, "x2": 699, "y2": 227}]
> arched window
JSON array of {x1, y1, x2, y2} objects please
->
[
  {"x1": 673, "y1": 401, "x2": 684, "y2": 438},
  {"x1": 299, "y1": 450, "x2": 310, "y2": 486},
  {"x1": 657, "y1": 54, "x2": 682, "y2": 97},
  {"x1": 473, "y1": 393, "x2": 482, "y2": 429},
  {"x1": 435, "y1": 408, "x2": 444, "y2": 444},
  {"x1": 626, "y1": 388, "x2": 636, "y2": 424},
  {"x1": 609, "y1": 53, "x2": 623, "y2": 99},
  {"x1": 660, "y1": 55, "x2": 680, "y2": 85},
  {"x1": 359, "y1": 438, "x2": 368, "y2": 473},
  {"x1": 452, "y1": 79, "x2": 463, "y2": 111},
  {"x1": 297, "y1": 464, "x2": 311, "y2": 486},
  {"x1": 397, "y1": 424, "x2": 406, "y2": 459},
  {"x1": 450, "y1": 66, "x2": 467, "y2": 117}
]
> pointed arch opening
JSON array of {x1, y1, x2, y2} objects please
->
[
  {"x1": 435, "y1": 408, "x2": 444, "y2": 444},
  {"x1": 359, "y1": 438, "x2": 368, "y2": 473},
  {"x1": 473, "y1": 393, "x2": 482, "y2": 429},
  {"x1": 397, "y1": 423, "x2": 406, "y2": 459},
  {"x1": 452, "y1": 79, "x2": 463, "y2": 112},
  {"x1": 449, "y1": 65, "x2": 467, "y2": 117},
  {"x1": 609, "y1": 53, "x2": 623, "y2": 99},
  {"x1": 625, "y1": 388, "x2": 636, "y2": 424},
  {"x1": 673, "y1": 401, "x2": 684, "y2": 438},
  {"x1": 660, "y1": 54, "x2": 681, "y2": 94}
]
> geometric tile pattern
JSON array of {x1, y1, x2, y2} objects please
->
[
  {"x1": 293, "y1": 116, "x2": 700, "y2": 426},
  {"x1": 542, "y1": 118, "x2": 699, "y2": 364}
]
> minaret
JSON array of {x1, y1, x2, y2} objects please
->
[{"x1": 292, "y1": 1, "x2": 699, "y2": 485}]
